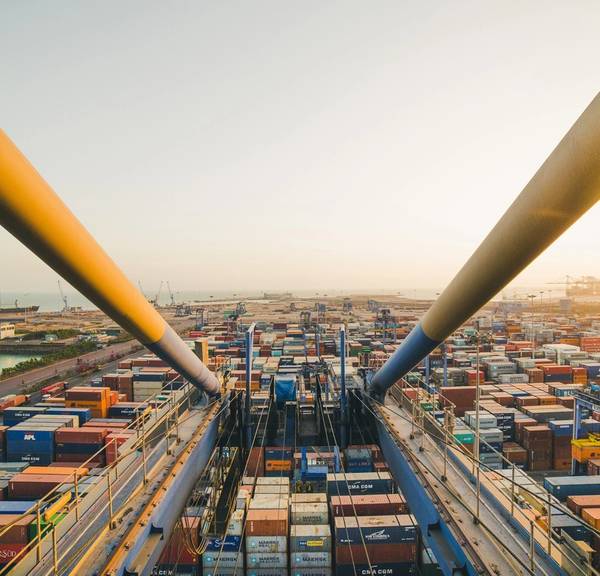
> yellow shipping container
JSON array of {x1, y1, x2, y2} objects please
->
[
  {"x1": 65, "y1": 400, "x2": 107, "y2": 418},
  {"x1": 571, "y1": 438, "x2": 600, "y2": 463}
]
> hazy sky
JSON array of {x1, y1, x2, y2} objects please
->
[{"x1": 2, "y1": 1, "x2": 600, "y2": 295}]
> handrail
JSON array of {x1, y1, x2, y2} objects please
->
[{"x1": 0, "y1": 364, "x2": 227, "y2": 574}]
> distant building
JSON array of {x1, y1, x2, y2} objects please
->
[{"x1": 0, "y1": 323, "x2": 15, "y2": 340}]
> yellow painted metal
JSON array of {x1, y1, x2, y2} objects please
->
[
  {"x1": 0, "y1": 130, "x2": 164, "y2": 344},
  {"x1": 43, "y1": 492, "x2": 72, "y2": 522},
  {"x1": 421, "y1": 93, "x2": 600, "y2": 341}
]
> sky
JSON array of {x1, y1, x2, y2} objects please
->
[{"x1": 1, "y1": 1, "x2": 600, "y2": 296}]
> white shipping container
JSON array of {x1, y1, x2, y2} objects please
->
[
  {"x1": 246, "y1": 571, "x2": 289, "y2": 576},
  {"x1": 498, "y1": 373, "x2": 529, "y2": 384},
  {"x1": 256, "y1": 477, "x2": 290, "y2": 486},
  {"x1": 246, "y1": 535, "x2": 287, "y2": 553},
  {"x1": 246, "y1": 552, "x2": 288, "y2": 569},
  {"x1": 290, "y1": 552, "x2": 332, "y2": 568},
  {"x1": 290, "y1": 493, "x2": 327, "y2": 504},
  {"x1": 254, "y1": 485, "x2": 289, "y2": 495},
  {"x1": 227, "y1": 510, "x2": 245, "y2": 535},
  {"x1": 202, "y1": 551, "x2": 244, "y2": 568},
  {"x1": 291, "y1": 503, "x2": 328, "y2": 525},
  {"x1": 290, "y1": 570, "x2": 331, "y2": 576},
  {"x1": 290, "y1": 525, "x2": 332, "y2": 553},
  {"x1": 236, "y1": 488, "x2": 252, "y2": 509},
  {"x1": 250, "y1": 496, "x2": 289, "y2": 510}
]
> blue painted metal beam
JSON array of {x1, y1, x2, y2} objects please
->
[{"x1": 370, "y1": 93, "x2": 600, "y2": 397}]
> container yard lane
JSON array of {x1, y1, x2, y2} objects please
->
[{"x1": 0, "y1": 317, "x2": 197, "y2": 397}]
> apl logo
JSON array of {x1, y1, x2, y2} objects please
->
[
  {"x1": 365, "y1": 529, "x2": 390, "y2": 542},
  {"x1": 23, "y1": 434, "x2": 35, "y2": 441}
]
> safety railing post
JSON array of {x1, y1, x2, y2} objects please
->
[
  {"x1": 419, "y1": 404, "x2": 425, "y2": 452},
  {"x1": 74, "y1": 472, "x2": 80, "y2": 521},
  {"x1": 142, "y1": 419, "x2": 148, "y2": 485},
  {"x1": 511, "y1": 463, "x2": 516, "y2": 517},
  {"x1": 52, "y1": 526, "x2": 58, "y2": 575},
  {"x1": 174, "y1": 395, "x2": 180, "y2": 445},
  {"x1": 107, "y1": 470, "x2": 115, "y2": 528},
  {"x1": 441, "y1": 408, "x2": 448, "y2": 481},
  {"x1": 547, "y1": 493, "x2": 552, "y2": 555},
  {"x1": 36, "y1": 502, "x2": 42, "y2": 562},
  {"x1": 530, "y1": 520, "x2": 535, "y2": 573}
]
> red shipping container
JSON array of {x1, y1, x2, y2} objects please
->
[
  {"x1": 105, "y1": 431, "x2": 135, "y2": 465},
  {"x1": 8, "y1": 474, "x2": 70, "y2": 499},
  {"x1": 336, "y1": 542, "x2": 417, "y2": 564},
  {"x1": 158, "y1": 516, "x2": 199, "y2": 564},
  {"x1": 331, "y1": 494, "x2": 407, "y2": 516},
  {"x1": 0, "y1": 543, "x2": 27, "y2": 566},
  {"x1": 55, "y1": 428, "x2": 107, "y2": 444},
  {"x1": 0, "y1": 515, "x2": 35, "y2": 544},
  {"x1": 246, "y1": 447, "x2": 265, "y2": 476}
]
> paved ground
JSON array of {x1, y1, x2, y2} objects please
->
[{"x1": 0, "y1": 317, "x2": 196, "y2": 396}]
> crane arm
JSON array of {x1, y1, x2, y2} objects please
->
[{"x1": 0, "y1": 131, "x2": 220, "y2": 396}]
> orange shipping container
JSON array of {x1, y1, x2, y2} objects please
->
[
  {"x1": 265, "y1": 460, "x2": 292, "y2": 472},
  {"x1": 582, "y1": 507, "x2": 600, "y2": 530},
  {"x1": 246, "y1": 509, "x2": 288, "y2": 536}
]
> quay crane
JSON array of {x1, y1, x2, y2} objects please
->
[{"x1": 1, "y1": 92, "x2": 600, "y2": 575}]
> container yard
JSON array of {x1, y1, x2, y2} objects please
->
[{"x1": 0, "y1": 298, "x2": 599, "y2": 573}]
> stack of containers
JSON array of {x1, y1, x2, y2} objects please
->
[
  {"x1": 452, "y1": 423, "x2": 475, "y2": 453},
  {"x1": 290, "y1": 491, "x2": 330, "y2": 574},
  {"x1": 264, "y1": 447, "x2": 293, "y2": 477},
  {"x1": 132, "y1": 370, "x2": 167, "y2": 401},
  {"x1": 54, "y1": 427, "x2": 108, "y2": 467},
  {"x1": 482, "y1": 404, "x2": 516, "y2": 441},
  {"x1": 478, "y1": 428, "x2": 503, "y2": 470},
  {"x1": 6, "y1": 421, "x2": 64, "y2": 465},
  {"x1": 203, "y1": 509, "x2": 245, "y2": 575},
  {"x1": 0, "y1": 513, "x2": 34, "y2": 569},
  {"x1": 65, "y1": 387, "x2": 112, "y2": 418},
  {"x1": 344, "y1": 448, "x2": 373, "y2": 472},
  {"x1": 245, "y1": 494, "x2": 288, "y2": 574},
  {"x1": 542, "y1": 365, "x2": 572, "y2": 383},
  {"x1": 290, "y1": 502, "x2": 331, "y2": 576},
  {"x1": 334, "y1": 515, "x2": 418, "y2": 575},
  {"x1": 522, "y1": 426, "x2": 552, "y2": 471},
  {"x1": 156, "y1": 515, "x2": 200, "y2": 575},
  {"x1": 549, "y1": 420, "x2": 573, "y2": 470}
]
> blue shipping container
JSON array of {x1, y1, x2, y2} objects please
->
[
  {"x1": 544, "y1": 476, "x2": 600, "y2": 501},
  {"x1": 6, "y1": 452, "x2": 53, "y2": 465},
  {"x1": 204, "y1": 535, "x2": 242, "y2": 552},
  {"x1": 0, "y1": 501, "x2": 37, "y2": 514},
  {"x1": 7, "y1": 427, "x2": 57, "y2": 443},
  {"x1": 46, "y1": 408, "x2": 91, "y2": 425}
]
